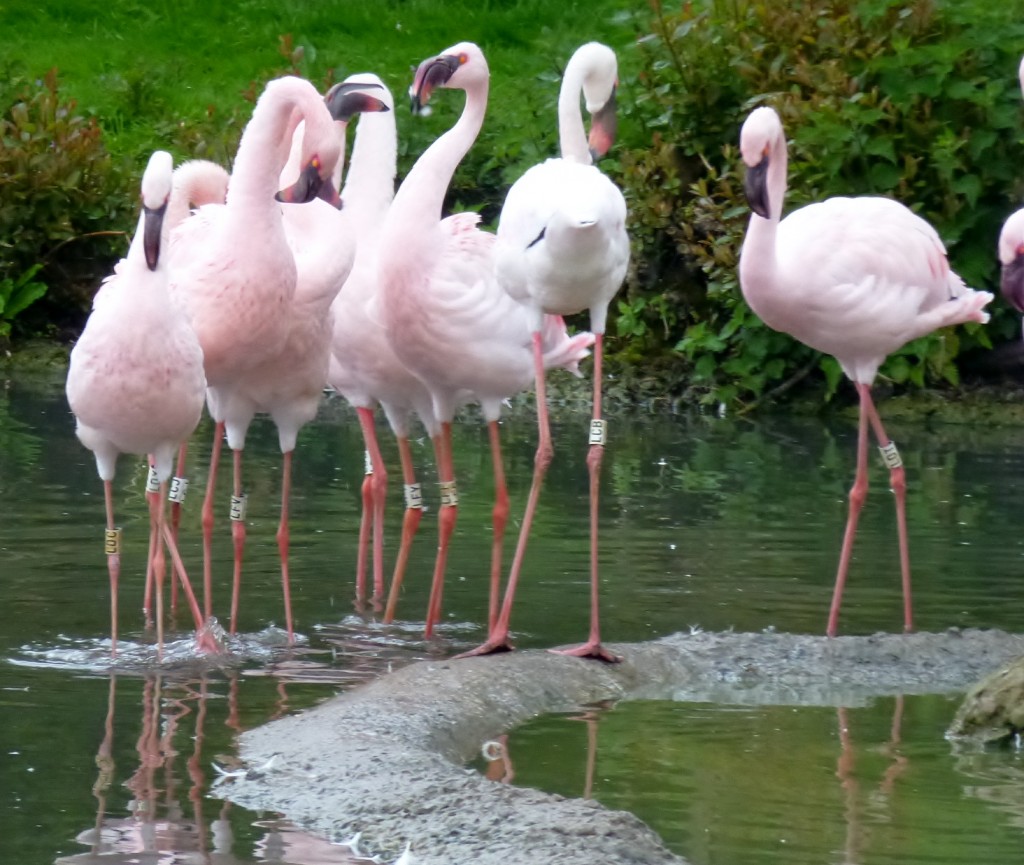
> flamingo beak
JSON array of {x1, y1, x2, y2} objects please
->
[
  {"x1": 142, "y1": 201, "x2": 167, "y2": 271},
  {"x1": 744, "y1": 157, "x2": 771, "y2": 220},
  {"x1": 587, "y1": 87, "x2": 618, "y2": 162},
  {"x1": 410, "y1": 54, "x2": 461, "y2": 114},
  {"x1": 325, "y1": 81, "x2": 390, "y2": 122},
  {"x1": 276, "y1": 160, "x2": 329, "y2": 206},
  {"x1": 1001, "y1": 247, "x2": 1024, "y2": 313}
]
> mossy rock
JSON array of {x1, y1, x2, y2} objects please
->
[{"x1": 949, "y1": 656, "x2": 1024, "y2": 744}]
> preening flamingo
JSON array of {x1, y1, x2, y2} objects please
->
[
  {"x1": 377, "y1": 42, "x2": 593, "y2": 639},
  {"x1": 170, "y1": 76, "x2": 344, "y2": 641},
  {"x1": 66, "y1": 150, "x2": 215, "y2": 657},
  {"x1": 738, "y1": 105, "x2": 993, "y2": 637},
  {"x1": 324, "y1": 74, "x2": 438, "y2": 612},
  {"x1": 469, "y1": 41, "x2": 629, "y2": 661}
]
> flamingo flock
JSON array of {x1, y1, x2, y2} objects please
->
[{"x1": 65, "y1": 39, "x2": 1016, "y2": 662}]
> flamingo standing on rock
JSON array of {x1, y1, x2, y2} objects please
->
[
  {"x1": 738, "y1": 105, "x2": 993, "y2": 637},
  {"x1": 467, "y1": 41, "x2": 630, "y2": 661},
  {"x1": 66, "y1": 150, "x2": 217, "y2": 657},
  {"x1": 325, "y1": 74, "x2": 439, "y2": 613},
  {"x1": 170, "y1": 76, "x2": 344, "y2": 642},
  {"x1": 377, "y1": 42, "x2": 593, "y2": 639}
]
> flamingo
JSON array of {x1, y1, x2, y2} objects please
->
[
  {"x1": 468, "y1": 41, "x2": 630, "y2": 661},
  {"x1": 66, "y1": 150, "x2": 215, "y2": 657},
  {"x1": 170, "y1": 76, "x2": 344, "y2": 641},
  {"x1": 324, "y1": 74, "x2": 439, "y2": 612},
  {"x1": 997, "y1": 57, "x2": 1024, "y2": 322},
  {"x1": 377, "y1": 42, "x2": 593, "y2": 639},
  {"x1": 738, "y1": 105, "x2": 993, "y2": 637}
]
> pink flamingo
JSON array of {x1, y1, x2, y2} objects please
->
[
  {"x1": 324, "y1": 74, "x2": 438, "y2": 612},
  {"x1": 468, "y1": 42, "x2": 630, "y2": 661},
  {"x1": 66, "y1": 150, "x2": 216, "y2": 657},
  {"x1": 998, "y1": 58, "x2": 1024, "y2": 316},
  {"x1": 378, "y1": 42, "x2": 593, "y2": 640},
  {"x1": 738, "y1": 105, "x2": 993, "y2": 637},
  {"x1": 170, "y1": 76, "x2": 344, "y2": 641}
]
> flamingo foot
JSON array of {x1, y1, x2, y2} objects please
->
[
  {"x1": 193, "y1": 618, "x2": 227, "y2": 655},
  {"x1": 454, "y1": 634, "x2": 516, "y2": 659},
  {"x1": 549, "y1": 641, "x2": 621, "y2": 664}
]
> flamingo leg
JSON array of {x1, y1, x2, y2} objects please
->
[
  {"x1": 276, "y1": 450, "x2": 296, "y2": 643},
  {"x1": 863, "y1": 393, "x2": 913, "y2": 634},
  {"x1": 826, "y1": 382, "x2": 871, "y2": 637},
  {"x1": 355, "y1": 462, "x2": 372, "y2": 606},
  {"x1": 228, "y1": 447, "x2": 246, "y2": 635},
  {"x1": 143, "y1": 481, "x2": 158, "y2": 629},
  {"x1": 424, "y1": 425, "x2": 457, "y2": 638},
  {"x1": 552, "y1": 333, "x2": 619, "y2": 662},
  {"x1": 487, "y1": 420, "x2": 510, "y2": 633},
  {"x1": 200, "y1": 421, "x2": 225, "y2": 622},
  {"x1": 383, "y1": 435, "x2": 424, "y2": 623},
  {"x1": 459, "y1": 332, "x2": 550, "y2": 657},
  {"x1": 356, "y1": 407, "x2": 387, "y2": 604},
  {"x1": 103, "y1": 480, "x2": 121, "y2": 656},
  {"x1": 168, "y1": 442, "x2": 189, "y2": 614},
  {"x1": 147, "y1": 481, "x2": 167, "y2": 659}
]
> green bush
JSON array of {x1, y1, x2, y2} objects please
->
[
  {"x1": 617, "y1": 0, "x2": 1024, "y2": 408},
  {"x1": 0, "y1": 67, "x2": 135, "y2": 338}
]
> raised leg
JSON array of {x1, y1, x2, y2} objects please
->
[
  {"x1": 459, "y1": 332, "x2": 550, "y2": 657},
  {"x1": 276, "y1": 450, "x2": 295, "y2": 643},
  {"x1": 383, "y1": 435, "x2": 424, "y2": 623},
  {"x1": 103, "y1": 480, "x2": 121, "y2": 656},
  {"x1": 424, "y1": 425, "x2": 457, "y2": 638},
  {"x1": 552, "y1": 333, "x2": 619, "y2": 662},
  {"x1": 228, "y1": 447, "x2": 246, "y2": 635},
  {"x1": 863, "y1": 392, "x2": 913, "y2": 633},
  {"x1": 356, "y1": 407, "x2": 387, "y2": 604},
  {"x1": 200, "y1": 422, "x2": 225, "y2": 622},
  {"x1": 826, "y1": 383, "x2": 872, "y2": 637}
]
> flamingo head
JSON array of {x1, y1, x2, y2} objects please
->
[
  {"x1": 999, "y1": 209, "x2": 1024, "y2": 312},
  {"x1": 740, "y1": 106, "x2": 783, "y2": 220},
  {"x1": 140, "y1": 150, "x2": 173, "y2": 271},
  {"x1": 336, "y1": 72, "x2": 395, "y2": 113},
  {"x1": 325, "y1": 79, "x2": 391, "y2": 123},
  {"x1": 410, "y1": 42, "x2": 487, "y2": 114},
  {"x1": 577, "y1": 42, "x2": 619, "y2": 161}
]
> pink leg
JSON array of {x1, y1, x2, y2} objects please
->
[
  {"x1": 424, "y1": 425, "x2": 457, "y2": 638},
  {"x1": 487, "y1": 420, "x2": 510, "y2": 633},
  {"x1": 552, "y1": 333, "x2": 619, "y2": 662},
  {"x1": 103, "y1": 480, "x2": 121, "y2": 656},
  {"x1": 276, "y1": 450, "x2": 295, "y2": 644},
  {"x1": 459, "y1": 332, "x2": 550, "y2": 657},
  {"x1": 143, "y1": 482, "x2": 158, "y2": 629},
  {"x1": 147, "y1": 483, "x2": 167, "y2": 659},
  {"x1": 863, "y1": 394, "x2": 913, "y2": 633},
  {"x1": 383, "y1": 436, "x2": 424, "y2": 623},
  {"x1": 200, "y1": 422, "x2": 225, "y2": 622},
  {"x1": 356, "y1": 407, "x2": 388, "y2": 604},
  {"x1": 827, "y1": 383, "x2": 872, "y2": 637},
  {"x1": 229, "y1": 448, "x2": 246, "y2": 635},
  {"x1": 355, "y1": 469, "x2": 372, "y2": 605},
  {"x1": 168, "y1": 442, "x2": 188, "y2": 614}
]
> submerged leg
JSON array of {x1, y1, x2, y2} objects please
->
[{"x1": 383, "y1": 435, "x2": 424, "y2": 623}]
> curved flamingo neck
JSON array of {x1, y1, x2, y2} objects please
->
[
  {"x1": 342, "y1": 109, "x2": 397, "y2": 238},
  {"x1": 392, "y1": 75, "x2": 489, "y2": 225},
  {"x1": 229, "y1": 78, "x2": 314, "y2": 208},
  {"x1": 557, "y1": 60, "x2": 590, "y2": 164}
]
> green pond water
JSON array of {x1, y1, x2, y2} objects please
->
[{"x1": 2, "y1": 368, "x2": 1023, "y2": 864}]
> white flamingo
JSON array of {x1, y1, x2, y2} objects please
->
[{"x1": 738, "y1": 105, "x2": 993, "y2": 636}]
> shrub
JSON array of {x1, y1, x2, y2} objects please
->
[{"x1": 616, "y1": 0, "x2": 1024, "y2": 408}]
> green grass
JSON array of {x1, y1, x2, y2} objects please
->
[{"x1": 2, "y1": 0, "x2": 644, "y2": 172}]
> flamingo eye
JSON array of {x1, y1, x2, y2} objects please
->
[
  {"x1": 311, "y1": 156, "x2": 321, "y2": 170},
  {"x1": 458, "y1": 53, "x2": 468, "y2": 65}
]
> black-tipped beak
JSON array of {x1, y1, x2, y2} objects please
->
[
  {"x1": 324, "y1": 81, "x2": 389, "y2": 121},
  {"x1": 410, "y1": 54, "x2": 461, "y2": 114},
  {"x1": 318, "y1": 177, "x2": 342, "y2": 210},
  {"x1": 1001, "y1": 249, "x2": 1024, "y2": 312},
  {"x1": 744, "y1": 157, "x2": 771, "y2": 220},
  {"x1": 587, "y1": 86, "x2": 618, "y2": 161},
  {"x1": 142, "y1": 202, "x2": 167, "y2": 271},
  {"x1": 276, "y1": 160, "x2": 326, "y2": 205}
]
